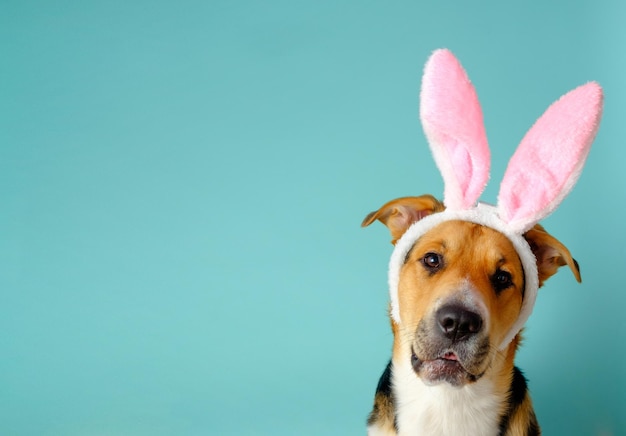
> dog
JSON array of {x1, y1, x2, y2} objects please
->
[
  {"x1": 359, "y1": 49, "x2": 603, "y2": 435},
  {"x1": 362, "y1": 196, "x2": 580, "y2": 435}
]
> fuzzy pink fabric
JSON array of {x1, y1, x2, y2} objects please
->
[
  {"x1": 419, "y1": 49, "x2": 603, "y2": 233},
  {"x1": 498, "y1": 82, "x2": 604, "y2": 233},
  {"x1": 420, "y1": 49, "x2": 490, "y2": 210}
]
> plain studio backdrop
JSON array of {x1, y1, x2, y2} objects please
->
[{"x1": 2, "y1": 1, "x2": 625, "y2": 434}]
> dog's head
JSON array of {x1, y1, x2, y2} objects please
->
[
  {"x1": 359, "y1": 49, "x2": 601, "y2": 387},
  {"x1": 362, "y1": 195, "x2": 580, "y2": 387},
  {"x1": 360, "y1": 50, "x2": 601, "y2": 388}
]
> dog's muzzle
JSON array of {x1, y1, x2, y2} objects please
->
[{"x1": 411, "y1": 303, "x2": 490, "y2": 387}]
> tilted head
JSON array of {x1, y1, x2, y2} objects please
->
[
  {"x1": 362, "y1": 49, "x2": 602, "y2": 386},
  {"x1": 363, "y1": 196, "x2": 580, "y2": 386}
]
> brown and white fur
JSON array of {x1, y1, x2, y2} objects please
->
[{"x1": 362, "y1": 195, "x2": 580, "y2": 436}]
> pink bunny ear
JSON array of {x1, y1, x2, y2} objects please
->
[
  {"x1": 420, "y1": 49, "x2": 490, "y2": 210},
  {"x1": 498, "y1": 82, "x2": 603, "y2": 234}
]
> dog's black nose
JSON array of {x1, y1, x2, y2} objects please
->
[{"x1": 436, "y1": 305, "x2": 483, "y2": 342}]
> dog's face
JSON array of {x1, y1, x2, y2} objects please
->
[
  {"x1": 363, "y1": 195, "x2": 581, "y2": 388},
  {"x1": 397, "y1": 220, "x2": 524, "y2": 387}
]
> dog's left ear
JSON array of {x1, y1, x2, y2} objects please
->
[
  {"x1": 524, "y1": 224, "x2": 581, "y2": 286},
  {"x1": 361, "y1": 195, "x2": 444, "y2": 245}
]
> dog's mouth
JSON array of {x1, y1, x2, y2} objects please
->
[
  {"x1": 411, "y1": 349, "x2": 481, "y2": 386},
  {"x1": 441, "y1": 351, "x2": 458, "y2": 361}
]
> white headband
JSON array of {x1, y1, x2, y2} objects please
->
[{"x1": 387, "y1": 49, "x2": 603, "y2": 350}]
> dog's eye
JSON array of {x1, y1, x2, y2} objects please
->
[
  {"x1": 492, "y1": 270, "x2": 513, "y2": 293},
  {"x1": 422, "y1": 252, "x2": 443, "y2": 271}
]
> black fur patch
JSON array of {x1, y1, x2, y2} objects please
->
[
  {"x1": 375, "y1": 360, "x2": 393, "y2": 397},
  {"x1": 367, "y1": 360, "x2": 397, "y2": 430},
  {"x1": 498, "y1": 367, "x2": 539, "y2": 436}
]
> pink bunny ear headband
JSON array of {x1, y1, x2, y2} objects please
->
[{"x1": 388, "y1": 49, "x2": 603, "y2": 349}]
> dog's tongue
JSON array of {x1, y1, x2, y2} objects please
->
[{"x1": 442, "y1": 352, "x2": 458, "y2": 361}]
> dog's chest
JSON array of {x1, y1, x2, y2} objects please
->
[{"x1": 393, "y1": 362, "x2": 502, "y2": 436}]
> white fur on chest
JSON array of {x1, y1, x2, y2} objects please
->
[{"x1": 393, "y1": 361, "x2": 502, "y2": 436}]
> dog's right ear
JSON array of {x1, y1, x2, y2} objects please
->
[{"x1": 361, "y1": 195, "x2": 444, "y2": 245}]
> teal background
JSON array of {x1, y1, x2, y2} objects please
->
[{"x1": 2, "y1": 0, "x2": 625, "y2": 434}]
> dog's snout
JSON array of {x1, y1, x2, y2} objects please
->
[{"x1": 436, "y1": 305, "x2": 483, "y2": 342}]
